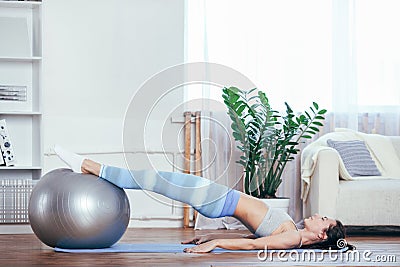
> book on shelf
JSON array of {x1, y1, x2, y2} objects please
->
[
  {"x1": 0, "y1": 146, "x2": 4, "y2": 165},
  {"x1": 0, "y1": 119, "x2": 16, "y2": 166},
  {"x1": 0, "y1": 85, "x2": 27, "y2": 102}
]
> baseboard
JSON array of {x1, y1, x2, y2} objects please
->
[
  {"x1": 3, "y1": 223, "x2": 398, "y2": 235},
  {"x1": 128, "y1": 217, "x2": 194, "y2": 228},
  {"x1": 0, "y1": 218, "x2": 192, "y2": 234},
  {"x1": 0, "y1": 224, "x2": 33, "y2": 234},
  {"x1": 345, "y1": 225, "x2": 400, "y2": 236}
]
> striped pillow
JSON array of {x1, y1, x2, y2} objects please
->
[{"x1": 327, "y1": 139, "x2": 381, "y2": 177}]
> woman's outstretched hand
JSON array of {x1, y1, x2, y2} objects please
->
[
  {"x1": 183, "y1": 240, "x2": 218, "y2": 253},
  {"x1": 181, "y1": 234, "x2": 211, "y2": 245}
]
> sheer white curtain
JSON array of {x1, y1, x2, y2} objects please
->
[
  {"x1": 187, "y1": 0, "x2": 400, "y2": 226},
  {"x1": 194, "y1": 111, "x2": 247, "y2": 230},
  {"x1": 333, "y1": 0, "x2": 400, "y2": 134}
]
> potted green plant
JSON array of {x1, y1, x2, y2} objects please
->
[{"x1": 222, "y1": 86, "x2": 326, "y2": 202}]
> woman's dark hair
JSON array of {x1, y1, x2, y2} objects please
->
[{"x1": 302, "y1": 220, "x2": 356, "y2": 251}]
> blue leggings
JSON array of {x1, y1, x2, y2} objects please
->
[{"x1": 99, "y1": 165, "x2": 240, "y2": 218}]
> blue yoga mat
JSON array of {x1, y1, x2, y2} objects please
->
[
  {"x1": 55, "y1": 243, "x2": 245, "y2": 253},
  {"x1": 54, "y1": 243, "x2": 347, "y2": 253}
]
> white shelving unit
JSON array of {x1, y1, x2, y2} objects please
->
[{"x1": 0, "y1": 1, "x2": 42, "y2": 231}]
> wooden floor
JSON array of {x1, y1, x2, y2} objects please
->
[{"x1": 0, "y1": 228, "x2": 399, "y2": 266}]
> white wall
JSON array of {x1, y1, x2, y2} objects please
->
[{"x1": 42, "y1": 0, "x2": 186, "y2": 227}]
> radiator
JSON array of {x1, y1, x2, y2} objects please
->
[{"x1": 0, "y1": 179, "x2": 35, "y2": 223}]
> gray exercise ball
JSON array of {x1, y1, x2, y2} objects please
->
[{"x1": 28, "y1": 168, "x2": 130, "y2": 249}]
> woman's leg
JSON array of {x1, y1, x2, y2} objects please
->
[
  {"x1": 99, "y1": 164, "x2": 239, "y2": 219},
  {"x1": 87, "y1": 160, "x2": 269, "y2": 234},
  {"x1": 57, "y1": 148, "x2": 240, "y2": 219},
  {"x1": 81, "y1": 159, "x2": 269, "y2": 223},
  {"x1": 55, "y1": 147, "x2": 269, "y2": 231}
]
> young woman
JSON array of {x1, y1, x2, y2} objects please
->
[{"x1": 54, "y1": 145, "x2": 351, "y2": 253}]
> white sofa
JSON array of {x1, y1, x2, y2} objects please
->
[{"x1": 301, "y1": 129, "x2": 400, "y2": 226}]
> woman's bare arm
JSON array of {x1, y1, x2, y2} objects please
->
[
  {"x1": 183, "y1": 231, "x2": 301, "y2": 253},
  {"x1": 181, "y1": 232, "x2": 256, "y2": 245}
]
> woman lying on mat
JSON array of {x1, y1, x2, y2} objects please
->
[{"x1": 54, "y1": 145, "x2": 354, "y2": 253}]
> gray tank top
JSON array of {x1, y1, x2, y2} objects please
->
[{"x1": 254, "y1": 203, "x2": 297, "y2": 237}]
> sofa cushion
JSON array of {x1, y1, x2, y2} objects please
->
[
  {"x1": 357, "y1": 134, "x2": 400, "y2": 177},
  {"x1": 327, "y1": 139, "x2": 381, "y2": 177}
]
